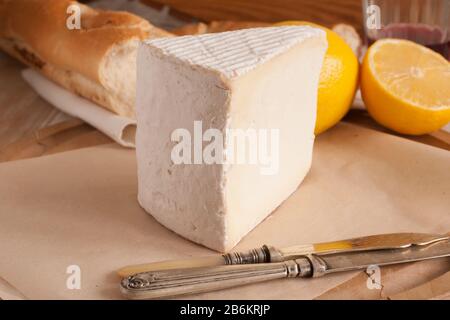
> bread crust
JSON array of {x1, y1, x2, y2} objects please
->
[
  {"x1": 172, "y1": 21, "x2": 271, "y2": 36},
  {"x1": 0, "y1": 0, "x2": 172, "y2": 117}
]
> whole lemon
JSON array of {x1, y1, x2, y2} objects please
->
[{"x1": 275, "y1": 21, "x2": 360, "y2": 134}]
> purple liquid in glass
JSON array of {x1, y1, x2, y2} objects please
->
[{"x1": 367, "y1": 23, "x2": 449, "y2": 60}]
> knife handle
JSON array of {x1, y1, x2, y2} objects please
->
[
  {"x1": 120, "y1": 257, "x2": 318, "y2": 300},
  {"x1": 117, "y1": 246, "x2": 273, "y2": 278},
  {"x1": 117, "y1": 255, "x2": 227, "y2": 277}
]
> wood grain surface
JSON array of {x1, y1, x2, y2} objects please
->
[
  {"x1": 0, "y1": 52, "x2": 71, "y2": 151},
  {"x1": 143, "y1": 0, "x2": 364, "y2": 33}
]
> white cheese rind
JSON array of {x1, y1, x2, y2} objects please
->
[
  {"x1": 137, "y1": 26, "x2": 327, "y2": 252},
  {"x1": 145, "y1": 26, "x2": 325, "y2": 79}
]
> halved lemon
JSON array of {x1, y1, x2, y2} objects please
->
[{"x1": 361, "y1": 39, "x2": 450, "y2": 135}]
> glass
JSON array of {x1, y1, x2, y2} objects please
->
[{"x1": 363, "y1": 0, "x2": 449, "y2": 59}]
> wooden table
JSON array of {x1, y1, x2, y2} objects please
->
[
  {"x1": 1, "y1": 1, "x2": 449, "y2": 300},
  {"x1": 142, "y1": 0, "x2": 364, "y2": 33}
]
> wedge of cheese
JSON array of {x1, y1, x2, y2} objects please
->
[{"x1": 136, "y1": 26, "x2": 327, "y2": 252}]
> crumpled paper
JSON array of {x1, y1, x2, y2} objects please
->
[{"x1": 0, "y1": 123, "x2": 449, "y2": 299}]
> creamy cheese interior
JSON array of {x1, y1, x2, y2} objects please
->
[{"x1": 136, "y1": 27, "x2": 327, "y2": 252}]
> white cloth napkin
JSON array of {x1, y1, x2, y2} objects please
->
[{"x1": 22, "y1": 69, "x2": 137, "y2": 148}]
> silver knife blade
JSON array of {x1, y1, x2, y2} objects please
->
[
  {"x1": 317, "y1": 237, "x2": 450, "y2": 276},
  {"x1": 120, "y1": 238, "x2": 450, "y2": 299}
]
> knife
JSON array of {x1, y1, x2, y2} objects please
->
[
  {"x1": 117, "y1": 232, "x2": 449, "y2": 277},
  {"x1": 120, "y1": 235, "x2": 450, "y2": 299}
]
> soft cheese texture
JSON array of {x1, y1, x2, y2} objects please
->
[{"x1": 137, "y1": 26, "x2": 327, "y2": 252}]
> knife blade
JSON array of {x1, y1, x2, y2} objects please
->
[
  {"x1": 117, "y1": 232, "x2": 449, "y2": 277},
  {"x1": 120, "y1": 237, "x2": 450, "y2": 300}
]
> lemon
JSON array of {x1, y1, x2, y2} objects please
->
[
  {"x1": 275, "y1": 21, "x2": 359, "y2": 134},
  {"x1": 361, "y1": 39, "x2": 450, "y2": 135}
]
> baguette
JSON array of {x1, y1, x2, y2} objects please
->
[
  {"x1": 172, "y1": 21, "x2": 271, "y2": 36},
  {"x1": 0, "y1": 0, "x2": 173, "y2": 118}
]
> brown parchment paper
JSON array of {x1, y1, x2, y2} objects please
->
[{"x1": 0, "y1": 123, "x2": 449, "y2": 300}]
